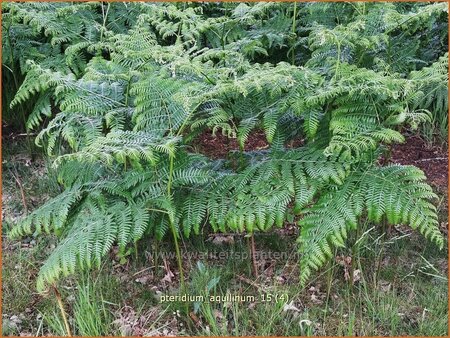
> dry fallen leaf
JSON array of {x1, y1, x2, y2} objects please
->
[
  {"x1": 310, "y1": 293, "x2": 323, "y2": 305},
  {"x1": 211, "y1": 235, "x2": 235, "y2": 245},
  {"x1": 135, "y1": 275, "x2": 150, "y2": 284},
  {"x1": 283, "y1": 301, "x2": 301, "y2": 312},
  {"x1": 353, "y1": 269, "x2": 361, "y2": 283},
  {"x1": 213, "y1": 309, "x2": 224, "y2": 320},
  {"x1": 299, "y1": 319, "x2": 312, "y2": 330},
  {"x1": 189, "y1": 312, "x2": 201, "y2": 326}
]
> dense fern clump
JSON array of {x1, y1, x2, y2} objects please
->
[{"x1": 3, "y1": 2, "x2": 447, "y2": 291}]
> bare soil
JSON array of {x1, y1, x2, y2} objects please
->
[
  {"x1": 194, "y1": 130, "x2": 449, "y2": 193},
  {"x1": 193, "y1": 129, "x2": 269, "y2": 159},
  {"x1": 388, "y1": 136, "x2": 448, "y2": 192}
]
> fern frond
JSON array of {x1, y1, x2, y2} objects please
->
[
  {"x1": 9, "y1": 186, "x2": 82, "y2": 239},
  {"x1": 56, "y1": 131, "x2": 179, "y2": 167},
  {"x1": 298, "y1": 164, "x2": 444, "y2": 285}
]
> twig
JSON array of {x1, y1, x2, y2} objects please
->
[
  {"x1": 207, "y1": 232, "x2": 295, "y2": 238},
  {"x1": 413, "y1": 157, "x2": 447, "y2": 162},
  {"x1": 10, "y1": 166, "x2": 28, "y2": 214},
  {"x1": 132, "y1": 266, "x2": 157, "y2": 277},
  {"x1": 7, "y1": 132, "x2": 38, "y2": 137},
  {"x1": 236, "y1": 274, "x2": 266, "y2": 293},
  {"x1": 208, "y1": 233, "x2": 246, "y2": 237}
]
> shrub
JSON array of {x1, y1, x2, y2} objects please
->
[{"x1": 4, "y1": 1, "x2": 447, "y2": 291}]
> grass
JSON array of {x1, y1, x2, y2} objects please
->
[
  {"x1": 2, "y1": 138, "x2": 448, "y2": 336},
  {"x1": 420, "y1": 111, "x2": 448, "y2": 149},
  {"x1": 42, "y1": 270, "x2": 118, "y2": 336},
  {"x1": 164, "y1": 235, "x2": 448, "y2": 336}
]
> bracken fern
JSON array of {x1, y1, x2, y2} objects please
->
[{"x1": 3, "y1": 1, "x2": 447, "y2": 291}]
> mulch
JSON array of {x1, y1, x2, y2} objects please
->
[
  {"x1": 194, "y1": 130, "x2": 448, "y2": 194},
  {"x1": 387, "y1": 136, "x2": 448, "y2": 192},
  {"x1": 192, "y1": 129, "x2": 269, "y2": 159}
]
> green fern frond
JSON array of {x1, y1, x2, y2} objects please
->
[
  {"x1": 56, "y1": 131, "x2": 179, "y2": 167},
  {"x1": 298, "y1": 164, "x2": 444, "y2": 285},
  {"x1": 9, "y1": 186, "x2": 82, "y2": 239},
  {"x1": 5, "y1": 1, "x2": 446, "y2": 292}
]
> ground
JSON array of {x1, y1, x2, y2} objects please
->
[{"x1": 1, "y1": 131, "x2": 448, "y2": 336}]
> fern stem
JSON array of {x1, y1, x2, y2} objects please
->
[
  {"x1": 250, "y1": 233, "x2": 258, "y2": 278},
  {"x1": 176, "y1": 101, "x2": 203, "y2": 137},
  {"x1": 6, "y1": 27, "x2": 19, "y2": 90},
  {"x1": 147, "y1": 208, "x2": 169, "y2": 214},
  {"x1": 10, "y1": 166, "x2": 28, "y2": 214},
  {"x1": 7, "y1": 24, "x2": 34, "y2": 157},
  {"x1": 221, "y1": 22, "x2": 226, "y2": 50},
  {"x1": 167, "y1": 154, "x2": 187, "y2": 301},
  {"x1": 323, "y1": 254, "x2": 336, "y2": 323},
  {"x1": 100, "y1": 2, "x2": 110, "y2": 42},
  {"x1": 125, "y1": 73, "x2": 131, "y2": 106},
  {"x1": 334, "y1": 41, "x2": 341, "y2": 80},
  {"x1": 291, "y1": 1, "x2": 298, "y2": 65},
  {"x1": 52, "y1": 285, "x2": 72, "y2": 336},
  {"x1": 350, "y1": 247, "x2": 356, "y2": 292},
  {"x1": 154, "y1": 240, "x2": 160, "y2": 276},
  {"x1": 350, "y1": 222, "x2": 362, "y2": 293},
  {"x1": 170, "y1": 221, "x2": 185, "y2": 287},
  {"x1": 134, "y1": 241, "x2": 138, "y2": 261},
  {"x1": 167, "y1": 154, "x2": 174, "y2": 196}
]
